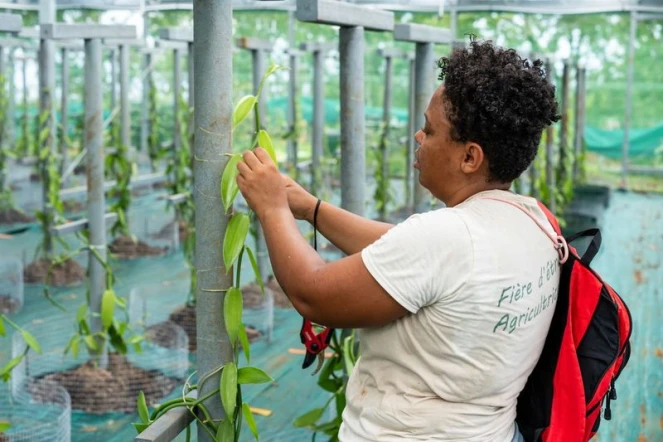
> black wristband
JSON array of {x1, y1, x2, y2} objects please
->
[{"x1": 313, "y1": 199, "x2": 322, "y2": 251}]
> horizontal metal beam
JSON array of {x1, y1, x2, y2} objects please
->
[
  {"x1": 159, "y1": 27, "x2": 193, "y2": 42},
  {"x1": 296, "y1": 0, "x2": 394, "y2": 32},
  {"x1": 52, "y1": 213, "x2": 117, "y2": 237},
  {"x1": 18, "y1": 27, "x2": 39, "y2": 39},
  {"x1": 394, "y1": 23, "x2": 452, "y2": 44},
  {"x1": 135, "y1": 391, "x2": 197, "y2": 442},
  {"x1": 377, "y1": 47, "x2": 412, "y2": 59},
  {"x1": 159, "y1": 192, "x2": 190, "y2": 205},
  {"x1": 299, "y1": 42, "x2": 335, "y2": 53},
  {"x1": 41, "y1": 24, "x2": 137, "y2": 41},
  {"x1": 636, "y1": 12, "x2": 663, "y2": 21},
  {"x1": 156, "y1": 40, "x2": 189, "y2": 51},
  {"x1": 103, "y1": 38, "x2": 146, "y2": 47},
  {"x1": 0, "y1": 38, "x2": 31, "y2": 49},
  {"x1": 0, "y1": 13, "x2": 22, "y2": 34},
  {"x1": 60, "y1": 173, "x2": 167, "y2": 198},
  {"x1": 237, "y1": 37, "x2": 273, "y2": 51},
  {"x1": 628, "y1": 166, "x2": 663, "y2": 176}
]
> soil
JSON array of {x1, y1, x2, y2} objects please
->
[
  {"x1": 0, "y1": 433, "x2": 8, "y2": 442},
  {"x1": 168, "y1": 304, "x2": 262, "y2": 352},
  {"x1": 0, "y1": 208, "x2": 33, "y2": 224},
  {"x1": 24, "y1": 258, "x2": 85, "y2": 286},
  {"x1": 108, "y1": 235, "x2": 166, "y2": 260},
  {"x1": 30, "y1": 353, "x2": 179, "y2": 414},
  {"x1": 0, "y1": 295, "x2": 21, "y2": 314}
]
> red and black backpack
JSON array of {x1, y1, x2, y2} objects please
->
[{"x1": 514, "y1": 201, "x2": 633, "y2": 442}]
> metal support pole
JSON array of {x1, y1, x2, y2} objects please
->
[
  {"x1": 7, "y1": 49, "x2": 16, "y2": 148},
  {"x1": 622, "y1": 11, "x2": 636, "y2": 188},
  {"x1": 558, "y1": 60, "x2": 570, "y2": 191},
  {"x1": 193, "y1": 0, "x2": 233, "y2": 439},
  {"x1": 187, "y1": 41, "x2": 194, "y2": 144},
  {"x1": 406, "y1": 57, "x2": 415, "y2": 210},
  {"x1": 545, "y1": 58, "x2": 555, "y2": 213},
  {"x1": 119, "y1": 44, "x2": 131, "y2": 153},
  {"x1": 287, "y1": 52, "x2": 298, "y2": 176},
  {"x1": 173, "y1": 48, "x2": 181, "y2": 152},
  {"x1": 39, "y1": 0, "x2": 56, "y2": 255},
  {"x1": 60, "y1": 47, "x2": 69, "y2": 175},
  {"x1": 311, "y1": 48, "x2": 324, "y2": 196},
  {"x1": 379, "y1": 54, "x2": 393, "y2": 219},
  {"x1": 339, "y1": 26, "x2": 365, "y2": 216},
  {"x1": 0, "y1": 46, "x2": 5, "y2": 147},
  {"x1": 573, "y1": 65, "x2": 586, "y2": 183},
  {"x1": 251, "y1": 48, "x2": 269, "y2": 282},
  {"x1": 413, "y1": 42, "x2": 434, "y2": 210},
  {"x1": 84, "y1": 37, "x2": 106, "y2": 345},
  {"x1": 140, "y1": 13, "x2": 150, "y2": 156},
  {"x1": 109, "y1": 48, "x2": 117, "y2": 114},
  {"x1": 22, "y1": 53, "x2": 28, "y2": 155}
]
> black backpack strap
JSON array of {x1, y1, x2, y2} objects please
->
[{"x1": 566, "y1": 228, "x2": 602, "y2": 266}]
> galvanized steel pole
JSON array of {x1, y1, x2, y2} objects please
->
[
  {"x1": 187, "y1": 41, "x2": 194, "y2": 144},
  {"x1": 193, "y1": 1, "x2": 234, "y2": 439},
  {"x1": 379, "y1": 53, "x2": 393, "y2": 219},
  {"x1": 173, "y1": 48, "x2": 181, "y2": 152},
  {"x1": 251, "y1": 47, "x2": 269, "y2": 282},
  {"x1": 406, "y1": 57, "x2": 415, "y2": 210},
  {"x1": 413, "y1": 42, "x2": 434, "y2": 210},
  {"x1": 339, "y1": 26, "x2": 365, "y2": 216},
  {"x1": 287, "y1": 52, "x2": 299, "y2": 177},
  {"x1": 110, "y1": 48, "x2": 117, "y2": 114},
  {"x1": 84, "y1": 37, "x2": 106, "y2": 344},
  {"x1": 7, "y1": 49, "x2": 16, "y2": 148},
  {"x1": 119, "y1": 44, "x2": 131, "y2": 154},
  {"x1": 22, "y1": 53, "x2": 28, "y2": 155},
  {"x1": 39, "y1": 0, "x2": 56, "y2": 255},
  {"x1": 311, "y1": 48, "x2": 325, "y2": 196},
  {"x1": 558, "y1": 60, "x2": 570, "y2": 191},
  {"x1": 60, "y1": 47, "x2": 69, "y2": 174},
  {"x1": 622, "y1": 11, "x2": 636, "y2": 188},
  {"x1": 140, "y1": 14, "x2": 150, "y2": 157},
  {"x1": 545, "y1": 58, "x2": 555, "y2": 213},
  {"x1": 573, "y1": 65, "x2": 586, "y2": 183}
]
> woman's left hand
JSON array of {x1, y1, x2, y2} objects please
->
[{"x1": 236, "y1": 148, "x2": 289, "y2": 220}]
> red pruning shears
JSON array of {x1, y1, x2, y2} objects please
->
[{"x1": 299, "y1": 318, "x2": 334, "y2": 375}]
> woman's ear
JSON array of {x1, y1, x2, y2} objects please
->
[{"x1": 460, "y1": 142, "x2": 485, "y2": 174}]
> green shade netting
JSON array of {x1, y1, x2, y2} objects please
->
[{"x1": 584, "y1": 124, "x2": 663, "y2": 160}]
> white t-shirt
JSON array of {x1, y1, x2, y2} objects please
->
[{"x1": 339, "y1": 190, "x2": 561, "y2": 442}]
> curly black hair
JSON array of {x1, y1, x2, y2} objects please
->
[{"x1": 437, "y1": 39, "x2": 560, "y2": 183}]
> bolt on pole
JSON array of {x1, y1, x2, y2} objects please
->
[
  {"x1": 193, "y1": 0, "x2": 234, "y2": 439},
  {"x1": 84, "y1": 37, "x2": 107, "y2": 354}
]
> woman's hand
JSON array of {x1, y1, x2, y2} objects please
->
[
  {"x1": 282, "y1": 174, "x2": 318, "y2": 222},
  {"x1": 236, "y1": 148, "x2": 288, "y2": 220}
]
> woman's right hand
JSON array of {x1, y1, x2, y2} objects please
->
[{"x1": 282, "y1": 174, "x2": 318, "y2": 222}]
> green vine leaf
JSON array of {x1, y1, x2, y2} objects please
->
[
  {"x1": 137, "y1": 391, "x2": 150, "y2": 424},
  {"x1": 132, "y1": 422, "x2": 149, "y2": 434},
  {"x1": 216, "y1": 418, "x2": 235, "y2": 441},
  {"x1": 21, "y1": 330, "x2": 42, "y2": 354},
  {"x1": 0, "y1": 354, "x2": 23, "y2": 381},
  {"x1": 83, "y1": 335, "x2": 98, "y2": 351},
  {"x1": 76, "y1": 303, "x2": 87, "y2": 323},
  {"x1": 245, "y1": 247, "x2": 264, "y2": 294},
  {"x1": 224, "y1": 287, "x2": 243, "y2": 347},
  {"x1": 0, "y1": 316, "x2": 5, "y2": 337},
  {"x1": 257, "y1": 130, "x2": 277, "y2": 163},
  {"x1": 221, "y1": 154, "x2": 242, "y2": 213},
  {"x1": 0, "y1": 421, "x2": 10, "y2": 433},
  {"x1": 293, "y1": 407, "x2": 325, "y2": 428},
  {"x1": 101, "y1": 290, "x2": 115, "y2": 330},
  {"x1": 232, "y1": 95, "x2": 257, "y2": 131},
  {"x1": 237, "y1": 367, "x2": 273, "y2": 385},
  {"x1": 223, "y1": 213, "x2": 250, "y2": 272},
  {"x1": 242, "y1": 403, "x2": 259, "y2": 441},
  {"x1": 238, "y1": 325, "x2": 251, "y2": 363},
  {"x1": 220, "y1": 362, "x2": 238, "y2": 423}
]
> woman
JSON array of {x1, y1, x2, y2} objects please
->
[{"x1": 236, "y1": 40, "x2": 561, "y2": 441}]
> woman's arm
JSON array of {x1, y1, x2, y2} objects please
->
[{"x1": 284, "y1": 175, "x2": 393, "y2": 255}]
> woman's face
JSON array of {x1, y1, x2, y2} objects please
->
[{"x1": 413, "y1": 86, "x2": 468, "y2": 204}]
